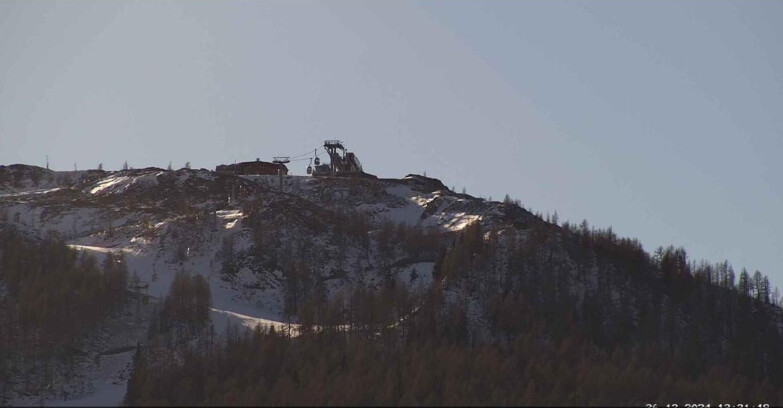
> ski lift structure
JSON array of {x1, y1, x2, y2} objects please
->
[
  {"x1": 217, "y1": 140, "x2": 369, "y2": 179},
  {"x1": 310, "y1": 140, "x2": 363, "y2": 177},
  {"x1": 129, "y1": 278, "x2": 149, "y2": 324}
]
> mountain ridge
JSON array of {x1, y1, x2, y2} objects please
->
[{"x1": 2, "y1": 162, "x2": 782, "y2": 405}]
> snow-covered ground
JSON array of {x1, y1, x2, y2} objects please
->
[
  {"x1": 0, "y1": 187, "x2": 62, "y2": 198},
  {"x1": 1, "y1": 166, "x2": 522, "y2": 406},
  {"x1": 8, "y1": 293, "x2": 154, "y2": 407},
  {"x1": 49, "y1": 378, "x2": 128, "y2": 407}
]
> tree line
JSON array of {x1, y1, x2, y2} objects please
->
[
  {"x1": 0, "y1": 226, "x2": 128, "y2": 401},
  {"x1": 125, "y1": 198, "x2": 783, "y2": 405},
  {"x1": 125, "y1": 273, "x2": 783, "y2": 405}
]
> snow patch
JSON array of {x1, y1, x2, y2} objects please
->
[
  {"x1": 438, "y1": 212, "x2": 482, "y2": 231},
  {"x1": 216, "y1": 209, "x2": 243, "y2": 229},
  {"x1": 210, "y1": 307, "x2": 300, "y2": 336},
  {"x1": 68, "y1": 244, "x2": 136, "y2": 255},
  {"x1": 89, "y1": 176, "x2": 131, "y2": 195},
  {"x1": 88, "y1": 172, "x2": 161, "y2": 195},
  {"x1": 0, "y1": 187, "x2": 62, "y2": 198},
  {"x1": 49, "y1": 378, "x2": 128, "y2": 407},
  {"x1": 215, "y1": 209, "x2": 243, "y2": 219}
]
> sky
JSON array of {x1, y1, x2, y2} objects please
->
[{"x1": 1, "y1": 1, "x2": 781, "y2": 287}]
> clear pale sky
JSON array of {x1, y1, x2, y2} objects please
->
[{"x1": 1, "y1": 1, "x2": 781, "y2": 287}]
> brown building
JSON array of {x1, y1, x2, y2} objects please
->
[{"x1": 216, "y1": 159, "x2": 288, "y2": 176}]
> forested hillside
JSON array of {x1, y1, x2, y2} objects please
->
[
  {"x1": 0, "y1": 227, "x2": 128, "y2": 402},
  {"x1": 126, "y1": 203, "x2": 783, "y2": 405},
  {"x1": 3, "y1": 165, "x2": 781, "y2": 405}
]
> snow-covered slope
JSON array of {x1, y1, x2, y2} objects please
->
[{"x1": 0, "y1": 165, "x2": 538, "y2": 405}]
